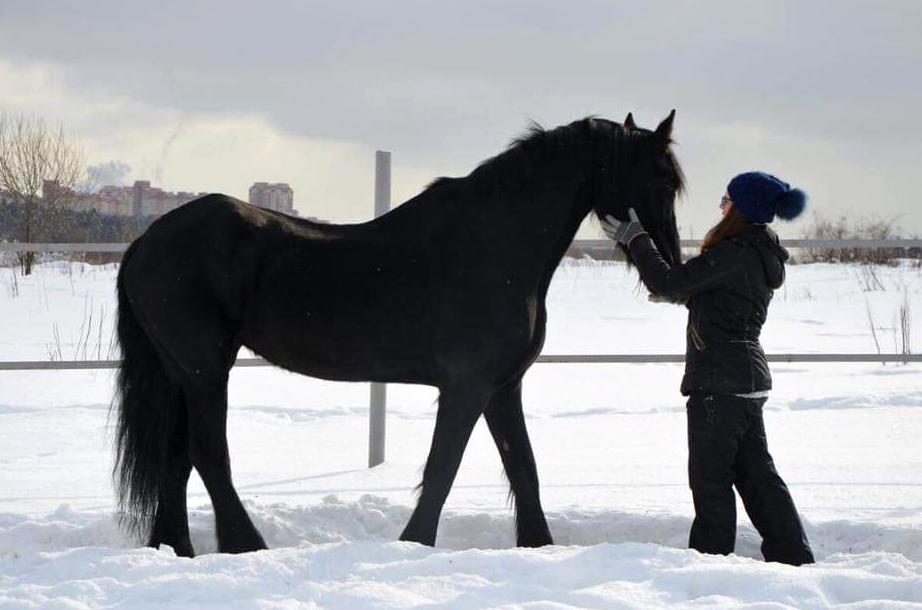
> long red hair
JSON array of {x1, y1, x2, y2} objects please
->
[{"x1": 701, "y1": 206, "x2": 752, "y2": 252}]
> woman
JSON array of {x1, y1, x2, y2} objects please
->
[{"x1": 602, "y1": 171, "x2": 815, "y2": 566}]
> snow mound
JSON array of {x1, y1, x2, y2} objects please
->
[{"x1": 3, "y1": 541, "x2": 921, "y2": 609}]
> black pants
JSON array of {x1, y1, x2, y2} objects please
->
[{"x1": 686, "y1": 393, "x2": 814, "y2": 565}]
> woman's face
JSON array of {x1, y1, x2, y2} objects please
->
[{"x1": 719, "y1": 191, "x2": 733, "y2": 217}]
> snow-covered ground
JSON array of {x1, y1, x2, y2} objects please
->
[{"x1": 2, "y1": 258, "x2": 922, "y2": 608}]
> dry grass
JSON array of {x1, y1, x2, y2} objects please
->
[{"x1": 799, "y1": 213, "x2": 912, "y2": 265}]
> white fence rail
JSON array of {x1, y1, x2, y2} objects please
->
[
  {"x1": 574, "y1": 239, "x2": 922, "y2": 250},
  {"x1": 3, "y1": 353, "x2": 921, "y2": 372},
  {"x1": 3, "y1": 354, "x2": 918, "y2": 469},
  {"x1": 4, "y1": 238, "x2": 922, "y2": 253},
  {"x1": 0, "y1": 242, "x2": 128, "y2": 252}
]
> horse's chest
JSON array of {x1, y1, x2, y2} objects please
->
[{"x1": 490, "y1": 293, "x2": 547, "y2": 357}]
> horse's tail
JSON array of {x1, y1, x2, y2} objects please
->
[{"x1": 113, "y1": 239, "x2": 183, "y2": 539}]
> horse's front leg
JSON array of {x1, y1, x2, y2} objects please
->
[
  {"x1": 400, "y1": 383, "x2": 490, "y2": 546},
  {"x1": 484, "y1": 379, "x2": 553, "y2": 547}
]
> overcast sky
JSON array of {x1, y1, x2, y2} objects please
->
[{"x1": 1, "y1": 0, "x2": 919, "y2": 238}]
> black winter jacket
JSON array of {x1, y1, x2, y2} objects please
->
[{"x1": 628, "y1": 225, "x2": 789, "y2": 396}]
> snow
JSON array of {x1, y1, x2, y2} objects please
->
[
  {"x1": 4, "y1": 542, "x2": 921, "y2": 610},
  {"x1": 1, "y1": 259, "x2": 922, "y2": 608}
]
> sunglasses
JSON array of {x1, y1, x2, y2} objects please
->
[{"x1": 719, "y1": 196, "x2": 732, "y2": 208}]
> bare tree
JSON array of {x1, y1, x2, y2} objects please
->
[{"x1": 0, "y1": 114, "x2": 86, "y2": 274}]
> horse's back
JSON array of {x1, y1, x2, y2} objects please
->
[
  {"x1": 120, "y1": 195, "x2": 298, "y2": 360},
  {"x1": 125, "y1": 192, "x2": 343, "y2": 281},
  {"x1": 125, "y1": 194, "x2": 251, "y2": 288}
]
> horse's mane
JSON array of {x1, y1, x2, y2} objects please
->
[
  {"x1": 425, "y1": 117, "x2": 609, "y2": 193},
  {"x1": 424, "y1": 116, "x2": 685, "y2": 197}
]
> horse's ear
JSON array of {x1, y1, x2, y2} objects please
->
[
  {"x1": 652, "y1": 109, "x2": 676, "y2": 150},
  {"x1": 623, "y1": 112, "x2": 636, "y2": 131}
]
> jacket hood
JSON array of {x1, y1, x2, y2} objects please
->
[{"x1": 729, "y1": 225, "x2": 788, "y2": 289}]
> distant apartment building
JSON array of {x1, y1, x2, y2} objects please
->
[
  {"x1": 96, "y1": 181, "x2": 208, "y2": 217},
  {"x1": 249, "y1": 182, "x2": 294, "y2": 214},
  {"x1": 40, "y1": 179, "x2": 207, "y2": 217},
  {"x1": 16, "y1": 179, "x2": 299, "y2": 219}
]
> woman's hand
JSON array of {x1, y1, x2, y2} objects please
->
[{"x1": 601, "y1": 208, "x2": 647, "y2": 246}]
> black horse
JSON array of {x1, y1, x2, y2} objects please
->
[{"x1": 114, "y1": 112, "x2": 684, "y2": 557}]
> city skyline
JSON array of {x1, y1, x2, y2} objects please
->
[{"x1": 4, "y1": 178, "x2": 299, "y2": 219}]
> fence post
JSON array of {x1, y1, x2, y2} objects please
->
[{"x1": 369, "y1": 150, "x2": 391, "y2": 468}]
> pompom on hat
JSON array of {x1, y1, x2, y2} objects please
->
[{"x1": 727, "y1": 171, "x2": 807, "y2": 224}]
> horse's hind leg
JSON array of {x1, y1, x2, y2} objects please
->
[
  {"x1": 148, "y1": 393, "x2": 194, "y2": 557},
  {"x1": 400, "y1": 384, "x2": 490, "y2": 546},
  {"x1": 484, "y1": 380, "x2": 553, "y2": 547},
  {"x1": 125, "y1": 251, "x2": 263, "y2": 554},
  {"x1": 185, "y1": 377, "x2": 267, "y2": 554}
]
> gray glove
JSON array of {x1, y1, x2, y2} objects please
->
[{"x1": 601, "y1": 208, "x2": 647, "y2": 246}]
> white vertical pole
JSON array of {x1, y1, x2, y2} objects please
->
[{"x1": 369, "y1": 150, "x2": 391, "y2": 468}]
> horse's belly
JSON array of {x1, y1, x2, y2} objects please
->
[{"x1": 241, "y1": 294, "x2": 435, "y2": 384}]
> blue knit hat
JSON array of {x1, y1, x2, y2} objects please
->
[{"x1": 727, "y1": 171, "x2": 807, "y2": 224}]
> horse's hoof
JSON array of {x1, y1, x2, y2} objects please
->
[
  {"x1": 518, "y1": 537, "x2": 553, "y2": 548},
  {"x1": 218, "y1": 530, "x2": 269, "y2": 554},
  {"x1": 399, "y1": 531, "x2": 436, "y2": 547}
]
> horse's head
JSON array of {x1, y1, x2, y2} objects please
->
[{"x1": 591, "y1": 111, "x2": 684, "y2": 266}]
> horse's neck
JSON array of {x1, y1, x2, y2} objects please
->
[
  {"x1": 497, "y1": 159, "x2": 594, "y2": 269},
  {"x1": 377, "y1": 138, "x2": 595, "y2": 273},
  {"x1": 528, "y1": 180, "x2": 592, "y2": 297}
]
